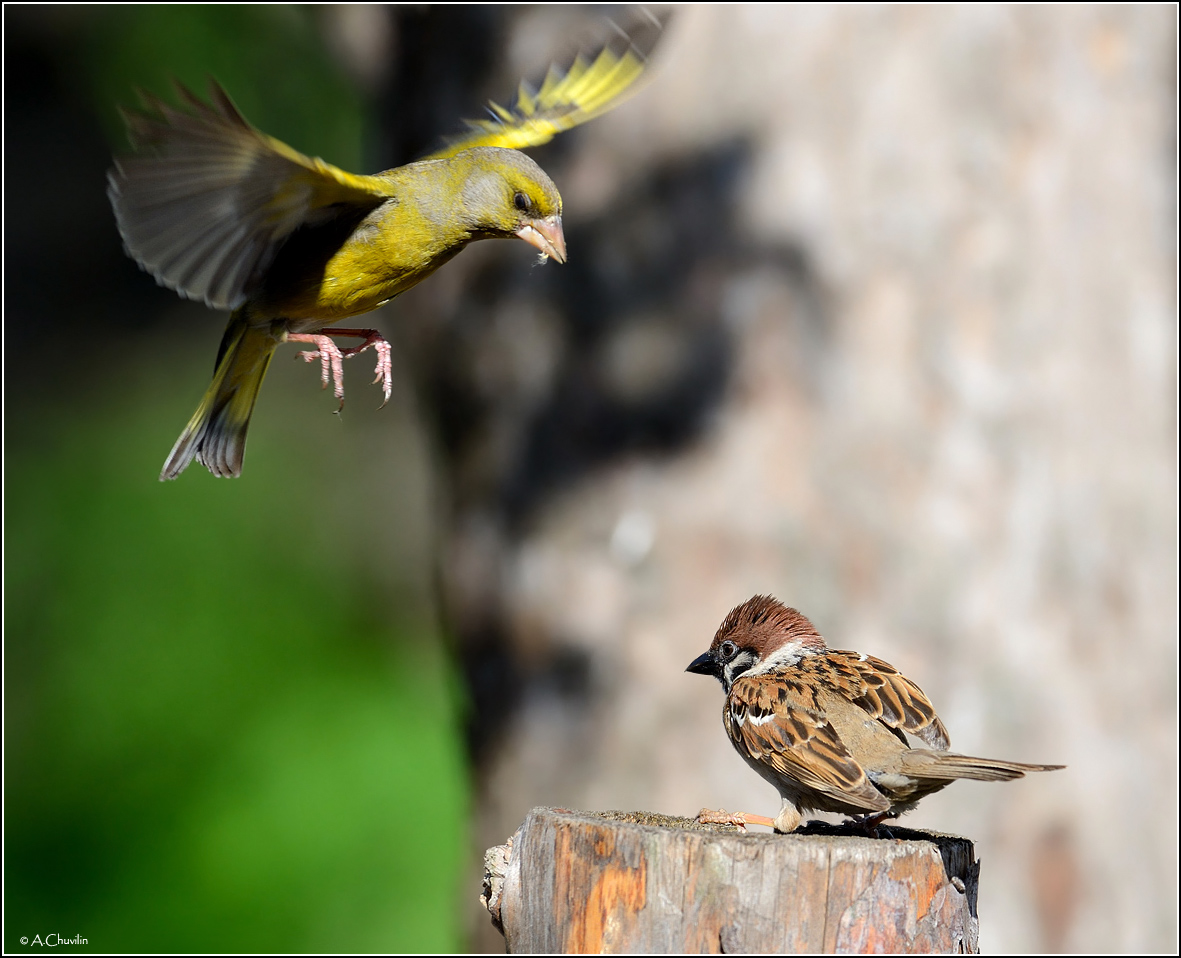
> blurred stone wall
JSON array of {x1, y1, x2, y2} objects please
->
[{"x1": 403, "y1": 6, "x2": 1176, "y2": 953}]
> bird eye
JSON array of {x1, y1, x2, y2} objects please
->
[
  {"x1": 719, "y1": 640, "x2": 738, "y2": 660},
  {"x1": 513, "y1": 192, "x2": 530, "y2": 212}
]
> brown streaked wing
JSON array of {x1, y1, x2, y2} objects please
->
[
  {"x1": 726, "y1": 673, "x2": 889, "y2": 811},
  {"x1": 824, "y1": 651, "x2": 950, "y2": 749}
]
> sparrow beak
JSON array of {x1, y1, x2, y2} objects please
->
[
  {"x1": 686, "y1": 650, "x2": 717, "y2": 676},
  {"x1": 516, "y1": 214, "x2": 566, "y2": 264}
]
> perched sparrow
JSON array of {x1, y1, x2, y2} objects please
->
[
  {"x1": 687, "y1": 595, "x2": 1063, "y2": 833},
  {"x1": 108, "y1": 12, "x2": 662, "y2": 480}
]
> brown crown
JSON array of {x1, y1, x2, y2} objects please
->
[{"x1": 712, "y1": 594, "x2": 826, "y2": 655}]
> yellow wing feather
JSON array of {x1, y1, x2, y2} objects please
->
[{"x1": 427, "y1": 11, "x2": 662, "y2": 159}]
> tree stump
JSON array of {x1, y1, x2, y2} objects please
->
[{"x1": 482, "y1": 807, "x2": 979, "y2": 954}]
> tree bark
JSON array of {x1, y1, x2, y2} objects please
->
[{"x1": 483, "y1": 807, "x2": 979, "y2": 954}]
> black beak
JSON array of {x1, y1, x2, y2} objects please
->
[{"x1": 686, "y1": 650, "x2": 716, "y2": 675}]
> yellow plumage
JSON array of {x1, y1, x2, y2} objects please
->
[
  {"x1": 108, "y1": 13, "x2": 661, "y2": 479},
  {"x1": 428, "y1": 31, "x2": 652, "y2": 157}
]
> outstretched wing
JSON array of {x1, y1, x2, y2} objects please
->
[
  {"x1": 108, "y1": 81, "x2": 395, "y2": 311},
  {"x1": 726, "y1": 672, "x2": 890, "y2": 812},
  {"x1": 427, "y1": 9, "x2": 663, "y2": 159}
]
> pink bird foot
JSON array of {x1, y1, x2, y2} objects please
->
[{"x1": 289, "y1": 328, "x2": 392, "y2": 411}]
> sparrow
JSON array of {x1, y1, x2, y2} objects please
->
[
  {"x1": 687, "y1": 595, "x2": 1064, "y2": 833},
  {"x1": 107, "y1": 11, "x2": 661, "y2": 480}
]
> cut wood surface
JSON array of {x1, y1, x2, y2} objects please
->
[{"x1": 482, "y1": 807, "x2": 979, "y2": 954}]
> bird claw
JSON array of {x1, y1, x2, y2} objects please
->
[
  {"x1": 697, "y1": 808, "x2": 747, "y2": 829},
  {"x1": 845, "y1": 811, "x2": 897, "y2": 838},
  {"x1": 696, "y1": 807, "x2": 779, "y2": 831},
  {"x1": 345, "y1": 335, "x2": 392, "y2": 409},
  {"x1": 696, "y1": 808, "x2": 750, "y2": 830},
  {"x1": 292, "y1": 335, "x2": 346, "y2": 410},
  {"x1": 288, "y1": 328, "x2": 392, "y2": 411}
]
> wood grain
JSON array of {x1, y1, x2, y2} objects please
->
[{"x1": 482, "y1": 808, "x2": 979, "y2": 954}]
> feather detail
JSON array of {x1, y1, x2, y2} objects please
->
[
  {"x1": 725, "y1": 672, "x2": 889, "y2": 812},
  {"x1": 900, "y1": 751, "x2": 1065, "y2": 782},
  {"x1": 427, "y1": 9, "x2": 663, "y2": 159},
  {"x1": 822, "y1": 651, "x2": 951, "y2": 749},
  {"x1": 109, "y1": 80, "x2": 393, "y2": 310},
  {"x1": 160, "y1": 311, "x2": 283, "y2": 480}
]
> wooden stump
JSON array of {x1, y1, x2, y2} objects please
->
[{"x1": 482, "y1": 807, "x2": 979, "y2": 954}]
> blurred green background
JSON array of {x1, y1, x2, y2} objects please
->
[{"x1": 5, "y1": 6, "x2": 471, "y2": 952}]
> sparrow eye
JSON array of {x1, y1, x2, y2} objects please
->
[
  {"x1": 513, "y1": 191, "x2": 530, "y2": 212},
  {"x1": 718, "y1": 640, "x2": 738, "y2": 661}
]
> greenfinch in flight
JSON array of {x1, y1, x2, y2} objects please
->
[{"x1": 108, "y1": 12, "x2": 660, "y2": 479}]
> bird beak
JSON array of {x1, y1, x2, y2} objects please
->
[
  {"x1": 516, "y1": 214, "x2": 566, "y2": 264},
  {"x1": 686, "y1": 651, "x2": 717, "y2": 676}
]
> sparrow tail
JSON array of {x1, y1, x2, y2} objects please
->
[{"x1": 906, "y1": 751, "x2": 1066, "y2": 782}]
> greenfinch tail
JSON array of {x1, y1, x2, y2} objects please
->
[{"x1": 161, "y1": 311, "x2": 282, "y2": 480}]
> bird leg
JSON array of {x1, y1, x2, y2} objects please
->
[
  {"x1": 696, "y1": 807, "x2": 777, "y2": 830},
  {"x1": 288, "y1": 328, "x2": 392, "y2": 411}
]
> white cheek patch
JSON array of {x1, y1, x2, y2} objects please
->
[{"x1": 745, "y1": 643, "x2": 806, "y2": 676}]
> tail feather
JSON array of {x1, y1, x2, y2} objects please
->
[
  {"x1": 903, "y1": 751, "x2": 1065, "y2": 782},
  {"x1": 161, "y1": 312, "x2": 280, "y2": 480}
]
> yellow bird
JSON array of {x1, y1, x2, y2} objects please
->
[{"x1": 109, "y1": 13, "x2": 660, "y2": 480}]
